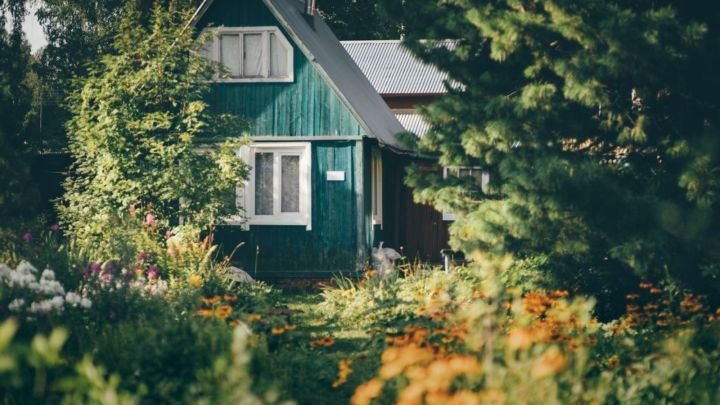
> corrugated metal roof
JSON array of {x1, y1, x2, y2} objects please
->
[
  {"x1": 395, "y1": 112, "x2": 430, "y2": 137},
  {"x1": 191, "y1": 0, "x2": 410, "y2": 153},
  {"x1": 341, "y1": 40, "x2": 451, "y2": 95}
]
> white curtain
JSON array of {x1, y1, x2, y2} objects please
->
[
  {"x1": 220, "y1": 34, "x2": 241, "y2": 77},
  {"x1": 281, "y1": 155, "x2": 300, "y2": 213},
  {"x1": 269, "y1": 33, "x2": 289, "y2": 78},
  {"x1": 243, "y1": 33, "x2": 263, "y2": 77},
  {"x1": 254, "y1": 153, "x2": 274, "y2": 215}
]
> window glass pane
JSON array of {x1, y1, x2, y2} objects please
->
[
  {"x1": 243, "y1": 33, "x2": 263, "y2": 77},
  {"x1": 254, "y1": 153, "x2": 274, "y2": 215},
  {"x1": 471, "y1": 170, "x2": 484, "y2": 187},
  {"x1": 220, "y1": 34, "x2": 241, "y2": 77},
  {"x1": 459, "y1": 168, "x2": 471, "y2": 178},
  {"x1": 281, "y1": 155, "x2": 300, "y2": 213},
  {"x1": 200, "y1": 36, "x2": 215, "y2": 61},
  {"x1": 269, "y1": 33, "x2": 289, "y2": 78}
]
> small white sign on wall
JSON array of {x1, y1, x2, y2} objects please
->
[{"x1": 326, "y1": 171, "x2": 345, "y2": 181}]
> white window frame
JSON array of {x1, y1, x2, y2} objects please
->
[
  {"x1": 442, "y1": 166, "x2": 490, "y2": 221},
  {"x1": 200, "y1": 26, "x2": 294, "y2": 83},
  {"x1": 228, "y1": 142, "x2": 311, "y2": 230},
  {"x1": 371, "y1": 148, "x2": 383, "y2": 228}
]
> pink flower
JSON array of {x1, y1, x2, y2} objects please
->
[
  {"x1": 138, "y1": 251, "x2": 149, "y2": 261},
  {"x1": 165, "y1": 230, "x2": 173, "y2": 239},
  {"x1": 90, "y1": 262, "x2": 102, "y2": 273},
  {"x1": 22, "y1": 231, "x2": 32, "y2": 243},
  {"x1": 147, "y1": 264, "x2": 159, "y2": 279},
  {"x1": 100, "y1": 273, "x2": 112, "y2": 282},
  {"x1": 145, "y1": 214, "x2": 156, "y2": 225},
  {"x1": 49, "y1": 224, "x2": 60, "y2": 232}
]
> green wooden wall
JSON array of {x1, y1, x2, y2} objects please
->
[
  {"x1": 215, "y1": 141, "x2": 368, "y2": 277},
  {"x1": 197, "y1": 0, "x2": 367, "y2": 136}
]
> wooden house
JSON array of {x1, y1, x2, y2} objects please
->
[{"x1": 192, "y1": 0, "x2": 453, "y2": 277}]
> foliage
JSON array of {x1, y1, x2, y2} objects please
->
[
  {"x1": 315, "y1": 260, "x2": 720, "y2": 404},
  {"x1": 318, "y1": 0, "x2": 403, "y2": 40},
  {"x1": 0, "y1": 0, "x2": 40, "y2": 219},
  {"x1": 0, "y1": 319, "x2": 140, "y2": 404},
  {"x1": 385, "y1": 0, "x2": 720, "y2": 310},
  {"x1": 59, "y1": 1, "x2": 249, "y2": 252}
]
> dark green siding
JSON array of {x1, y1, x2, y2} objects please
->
[
  {"x1": 216, "y1": 141, "x2": 368, "y2": 277},
  {"x1": 197, "y1": 0, "x2": 367, "y2": 137}
]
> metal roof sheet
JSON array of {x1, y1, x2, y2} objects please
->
[
  {"x1": 191, "y1": 0, "x2": 410, "y2": 153},
  {"x1": 341, "y1": 40, "x2": 451, "y2": 96},
  {"x1": 395, "y1": 112, "x2": 430, "y2": 137}
]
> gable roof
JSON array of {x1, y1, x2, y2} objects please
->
[
  {"x1": 341, "y1": 40, "x2": 451, "y2": 96},
  {"x1": 191, "y1": 0, "x2": 410, "y2": 153}
]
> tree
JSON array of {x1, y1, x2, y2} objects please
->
[
  {"x1": 59, "y1": 1, "x2": 247, "y2": 249},
  {"x1": 0, "y1": 0, "x2": 38, "y2": 219},
  {"x1": 318, "y1": 0, "x2": 403, "y2": 40},
  {"x1": 386, "y1": 0, "x2": 720, "y2": 312}
]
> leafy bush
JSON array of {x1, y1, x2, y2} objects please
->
[{"x1": 59, "y1": 1, "x2": 248, "y2": 252}]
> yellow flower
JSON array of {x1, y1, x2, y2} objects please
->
[
  {"x1": 332, "y1": 359, "x2": 353, "y2": 388},
  {"x1": 351, "y1": 379, "x2": 384, "y2": 405},
  {"x1": 531, "y1": 347, "x2": 567, "y2": 379},
  {"x1": 188, "y1": 275, "x2": 202, "y2": 288},
  {"x1": 214, "y1": 305, "x2": 233, "y2": 320},
  {"x1": 223, "y1": 294, "x2": 237, "y2": 302},
  {"x1": 284, "y1": 323, "x2": 297, "y2": 330}
]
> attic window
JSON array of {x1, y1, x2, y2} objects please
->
[{"x1": 200, "y1": 27, "x2": 293, "y2": 83}]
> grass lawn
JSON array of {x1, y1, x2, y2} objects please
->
[{"x1": 264, "y1": 292, "x2": 380, "y2": 405}]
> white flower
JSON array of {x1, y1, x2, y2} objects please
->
[
  {"x1": 29, "y1": 299, "x2": 54, "y2": 314},
  {"x1": 8, "y1": 298, "x2": 25, "y2": 311},
  {"x1": 39, "y1": 278, "x2": 65, "y2": 296},
  {"x1": 41, "y1": 269, "x2": 56, "y2": 281},
  {"x1": 16, "y1": 261, "x2": 37, "y2": 275},
  {"x1": 52, "y1": 296, "x2": 65, "y2": 308},
  {"x1": 80, "y1": 298, "x2": 92, "y2": 309},
  {"x1": 0, "y1": 263, "x2": 12, "y2": 279},
  {"x1": 65, "y1": 292, "x2": 82, "y2": 305}
]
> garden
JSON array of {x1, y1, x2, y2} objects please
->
[{"x1": 3, "y1": 0, "x2": 720, "y2": 404}]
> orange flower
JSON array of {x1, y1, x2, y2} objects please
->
[
  {"x1": 332, "y1": 359, "x2": 353, "y2": 388},
  {"x1": 246, "y1": 313, "x2": 262, "y2": 322},
  {"x1": 531, "y1": 347, "x2": 567, "y2": 379},
  {"x1": 507, "y1": 327, "x2": 534, "y2": 350},
  {"x1": 223, "y1": 294, "x2": 237, "y2": 302},
  {"x1": 195, "y1": 308, "x2": 213, "y2": 317},
  {"x1": 272, "y1": 326, "x2": 286, "y2": 335},
  {"x1": 649, "y1": 287, "x2": 663, "y2": 294},
  {"x1": 351, "y1": 379, "x2": 384, "y2": 405},
  {"x1": 606, "y1": 355, "x2": 620, "y2": 369},
  {"x1": 214, "y1": 305, "x2": 233, "y2": 320},
  {"x1": 284, "y1": 323, "x2": 297, "y2": 330},
  {"x1": 625, "y1": 293, "x2": 640, "y2": 300},
  {"x1": 639, "y1": 282, "x2": 654, "y2": 289},
  {"x1": 310, "y1": 336, "x2": 336, "y2": 348},
  {"x1": 202, "y1": 295, "x2": 221, "y2": 305},
  {"x1": 228, "y1": 319, "x2": 245, "y2": 327}
]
